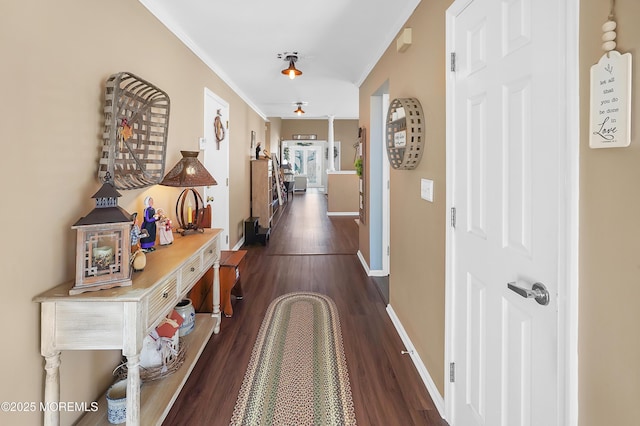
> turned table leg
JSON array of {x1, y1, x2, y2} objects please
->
[
  {"x1": 126, "y1": 353, "x2": 141, "y2": 425},
  {"x1": 41, "y1": 302, "x2": 60, "y2": 426},
  {"x1": 43, "y1": 352, "x2": 61, "y2": 426},
  {"x1": 212, "y1": 260, "x2": 221, "y2": 334}
]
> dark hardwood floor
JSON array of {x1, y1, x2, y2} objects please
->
[{"x1": 164, "y1": 190, "x2": 447, "y2": 426}]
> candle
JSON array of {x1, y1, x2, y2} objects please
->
[{"x1": 187, "y1": 205, "x2": 193, "y2": 224}]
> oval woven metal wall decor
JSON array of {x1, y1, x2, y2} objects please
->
[
  {"x1": 98, "y1": 72, "x2": 170, "y2": 190},
  {"x1": 385, "y1": 97, "x2": 425, "y2": 170}
]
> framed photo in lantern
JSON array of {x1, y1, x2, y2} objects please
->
[{"x1": 70, "y1": 174, "x2": 133, "y2": 295}]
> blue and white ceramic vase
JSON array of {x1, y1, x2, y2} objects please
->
[
  {"x1": 106, "y1": 379, "x2": 127, "y2": 424},
  {"x1": 175, "y1": 299, "x2": 195, "y2": 336}
]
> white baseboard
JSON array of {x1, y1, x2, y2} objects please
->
[
  {"x1": 356, "y1": 251, "x2": 370, "y2": 274},
  {"x1": 232, "y1": 237, "x2": 244, "y2": 251},
  {"x1": 356, "y1": 251, "x2": 387, "y2": 277},
  {"x1": 326, "y1": 212, "x2": 359, "y2": 216},
  {"x1": 386, "y1": 304, "x2": 446, "y2": 420}
]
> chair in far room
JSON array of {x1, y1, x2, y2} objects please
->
[{"x1": 293, "y1": 175, "x2": 307, "y2": 193}]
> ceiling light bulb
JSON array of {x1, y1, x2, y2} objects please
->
[{"x1": 281, "y1": 55, "x2": 302, "y2": 79}]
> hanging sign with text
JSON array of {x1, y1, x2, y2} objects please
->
[{"x1": 589, "y1": 50, "x2": 632, "y2": 148}]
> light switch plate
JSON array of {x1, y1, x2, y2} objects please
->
[
  {"x1": 421, "y1": 178, "x2": 434, "y2": 202},
  {"x1": 199, "y1": 137, "x2": 206, "y2": 150}
]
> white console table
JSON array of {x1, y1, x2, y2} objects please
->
[{"x1": 33, "y1": 229, "x2": 222, "y2": 426}]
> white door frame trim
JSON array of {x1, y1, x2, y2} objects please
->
[
  {"x1": 443, "y1": 1, "x2": 580, "y2": 425},
  {"x1": 381, "y1": 93, "x2": 390, "y2": 275},
  {"x1": 367, "y1": 82, "x2": 391, "y2": 276}
]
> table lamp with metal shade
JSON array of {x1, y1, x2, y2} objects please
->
[{"x1": 160, "y1": 151, "x2": 217, "y2": 235}]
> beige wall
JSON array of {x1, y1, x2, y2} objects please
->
[
  {"x1": 360, "y1": 0, "x2": 450, "y2": 395},
  {"x1": 327, "y1": 173, "x2": 359, "y2": 213},
  {"x1": 579, "y1": 1, "x2": 640, "y2": 425},
  {"x1": 360, "y1": 0, "x2": 640, "y2": 424},
  {"x1": 0, "y1": 1, "x2": 263, "y2": 424},
  {"x1": 266, "y1": 117, "x2": 283, "y2": 155},
  {"x1": 281, "y1": 119, "x2": 359, "y2": 170}
]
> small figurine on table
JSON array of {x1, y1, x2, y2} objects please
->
[
  {"x1": 156, "y1": 208, "x2": 174, "y2": 246},
  {"x1": 255, "y1": 142, "x2": 261, "y2": 159},
  {"x1": 140, "y1": 196, "x2": 158, "y2": 252},
  {"x1": 130, "y1": 212, "x2": 149, "y2": 272}
]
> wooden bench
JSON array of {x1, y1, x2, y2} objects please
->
[{"x1": 190, "y1": 250, "x2": 247, "y2": 317}]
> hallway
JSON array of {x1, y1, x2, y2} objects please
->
[{"x1": 165, "y1": 192, "x2": 447, "y2": 425}]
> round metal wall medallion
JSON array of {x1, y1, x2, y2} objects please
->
[{"x1": 385, "y1": 97, "x2": 425, "y2": 170}]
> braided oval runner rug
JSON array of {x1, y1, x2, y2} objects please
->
[{"x1": 230, "y1": 292, "x2": 356, "y2": 425}]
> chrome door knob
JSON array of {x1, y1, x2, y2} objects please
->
[{"x1": 507, "y1": 281, "x2": 550, "y2": 306}]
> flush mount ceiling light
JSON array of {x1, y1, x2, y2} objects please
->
[
  {"x1": 279, "y1": 52, "x2": 302, "y2": 79},
  {"x1": 294, "y1": 102, "x2": 305, "y2": 116}
]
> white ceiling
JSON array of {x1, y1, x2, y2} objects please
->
[{"x1": 140, "y1": 0, "x2": 421, "y2": 120}]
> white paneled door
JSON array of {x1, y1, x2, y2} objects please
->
[
  {"x1": 203, "y1": 88, "x2": 230, "y2": 249},
  {"x1": 446, "y1": 0, "x2": 570, "y2": 425}
]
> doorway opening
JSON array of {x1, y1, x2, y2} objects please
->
[{"x1": 369, "y1": 81, "x2": 391, "y2": 302}]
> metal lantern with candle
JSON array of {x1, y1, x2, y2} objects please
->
[
  {"x1": 160, "y1": 151, "x2": 217, "y2": 235},
  {"x1": 70, "y1": 173, "x2": 133, "y2": 295}
]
